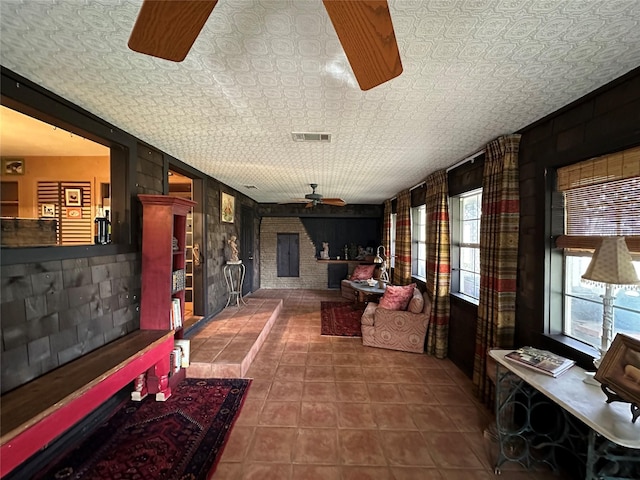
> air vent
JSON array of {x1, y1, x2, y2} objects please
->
[
  {"x1": 244, "y1": 185, "x2": 258, "y2": 189},
  {"x1": 292, "y1": 132, "x2": 331, "y2": 142}
]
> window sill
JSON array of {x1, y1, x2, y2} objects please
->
[
  {"x1": 450, "y1": 291, "x2": 479, "y2": 306},
  {"x1": 541, "y1": 333, "x2": 598, "y2": 370}
]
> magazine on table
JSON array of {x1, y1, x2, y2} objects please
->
[{"x1": 504, "y1": 346, "x2": 575, "y2": 377}]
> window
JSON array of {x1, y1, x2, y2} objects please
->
[
  {"x1": 557, "y1": 148, "x2": 640, "y2": 348},
  {"x1": 451, "y1": 189, "x2": 481, "y2": 300},
  {"x1": 389, "y1": 213, "x2": 397, "y2": 269},
  {"x1": 0, "y1": 105, "x2": 112, "y2": 247},
  {"x1": 411, "y1": 205, "x2": 426, "y2": 279}
]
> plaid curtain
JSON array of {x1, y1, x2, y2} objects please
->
[
  {"x1": 473, "y1": 134, "x2": 521, "y2": 405},
  {"x1": 424, "y1": 170, "x2": 451, "y2": 358},
  {"x1": 393, "y1": 189, "x2": 412, "y2": 285},
  {"x1": 382, "y1": 199, "x2": 392, "y2": 263}
]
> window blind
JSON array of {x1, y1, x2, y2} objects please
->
[
  {"x1": 557, "y1": 145, "x2": 640, "y2": 191},
  {"x1": 556, "y1": 146, "x2": 640, "y2": 254}
]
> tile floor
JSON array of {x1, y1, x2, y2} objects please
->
[{"x1": 209, "y1": 289, "x2": 569, "y2": 480}]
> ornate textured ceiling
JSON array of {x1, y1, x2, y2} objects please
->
[{"x1": 1, "y1": 0, "x2": 639, "y2": 204}]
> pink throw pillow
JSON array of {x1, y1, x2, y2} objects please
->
[
  {"x1": 350, "y1": 264, "x2": 376, "y2": 281},
  {"x1": 379, "y1": 284, "x2": 416, "y2": 311}
]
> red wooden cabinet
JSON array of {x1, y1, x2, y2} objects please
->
[{"x1": 138, "y1": 194, "x2": 197, "y2": 336}]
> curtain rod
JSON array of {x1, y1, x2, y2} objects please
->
[{"x1": 445, "y1": 149, "x2": 485, "y2": 173}]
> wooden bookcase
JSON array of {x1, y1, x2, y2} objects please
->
[{"x1": 138, "y1": 194, "x2": 197, "y2": 336}]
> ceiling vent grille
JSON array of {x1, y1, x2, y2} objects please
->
[{"x1": 292, "y1": 132, "x2": 331, "y2": 142}]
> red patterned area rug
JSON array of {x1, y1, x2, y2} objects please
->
[
  {"x1": 321, "y1": 301, "x2": 365, "y2": 337},
  {"x1": 34, "y1": 378, "x2": 251, "y2": 480}
]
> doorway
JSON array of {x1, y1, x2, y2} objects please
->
[
  {"x1": 169, "y1": 169, "x2": 204, "y2": 328},
  {"x1": 240, "y1": 205, "x2": 254, "y2": 295}
]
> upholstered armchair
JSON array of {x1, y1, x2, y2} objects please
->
[{"x1": 360, "y1": 288, "x2": 432, "y2": 354}]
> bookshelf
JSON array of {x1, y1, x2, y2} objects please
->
[{"x1": 138, "y1": 194, "x2": 196, "y2": 394}]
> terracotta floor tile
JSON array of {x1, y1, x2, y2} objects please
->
[
  {"x1": 429, "y1": 385, "x2": 475, "y2": 405},
  {"x1": 305, "y1": 365, "x2": 335, "y2": 382},
  {"x1": 337, "y1": 402, "x2": 377, "y2": 429},
  {"x1": 300, "y1": 402, "x2": 338, "y2": 427},
  {"x1": 245, "y1": 378, "x2": 271, "y2": 401},
  {"x1": 340, "y1": 465, "x2": 394, "y2": 480},
  {"x1": 379, "y1": 431, "x2": 435, "y2": 466},
  {"x1": 307, "y1": 352, "x2": 333, "y2": 365},
  {"x1": 259, "y1": 401, "x2": 300, "y2": 427},
  {"x1": 366, "y1": 383, "x2": 405, "y2": 403},
  {"x1": 338, "y1": 429, "x2": 387, "y2": 465},
  {"x1": 398, "y1": 383, "x2": 438, "y2": 404},
  {"x1": 211, "y1": 461, "x2": 243, "y2": 480},
  {"x1": 302, "y1": 381, "x2": 338, "y2": 402},
  {"x1": 370, "y1": 403, "x2": 418, "y2": 430},
  {"x1": 219, "y1": 425, "x2": 254, "y2": 462},
  {"x1": 390, "y1": 467, "x2": 444, "y2": 480},
  {"x1": 274, "y1": 364, "x2": 306, "y2": 382},
  {"x1": 332, "y1": 353, "x2": 361, "y2": 365},
  {"x1": 241, "y1": 462, "x2": 293, "y2": 480},
  {"x1": 293, "y1": 428, "x2": 339, "y2": 464},
  {"x1": 406, "y1": 404, "x2": 457, "y2": 432},
  {"x1": 268, "y1": 380, "x2": 303, "y2": 401},
  {"x1": 308, "y1": 343, "x2": 334, "y2": 353},
  {"x1": 334, "y1": 365, "x2": 365, "y2": 382},
  {"x1": 423, "y1": 432, "x2": 484, "y2": 469},
  {"x1": 291, "y1": 465, "x2": 340, "y2": 480},
  {"x1": 280, "y1": 352, "x2": 307, "y2": 365},
  {"x1": 246, "y1": 427, "x2": 297, "y2": 463},
  {"x1": 234, "y1": 398, "x2": 263, "y2": 426},
  {"x1": 336, "y1": 382, "x2": 370, "y2": 402}
]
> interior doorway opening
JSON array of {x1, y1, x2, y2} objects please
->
[{"x1": 169, "y1": 169, "x2": 203, "y2": 329}]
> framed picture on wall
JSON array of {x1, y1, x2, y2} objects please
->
[
  {"x1": 65, "y1": 188, "x2": 82, "y2": 207},
  {"x1": 221, "y1": 192, "x2": 234, "y2": 223},
  {"x1": 2, "y1": 158, "x2": 25, "y2": 175},
  {"x1": 41, "y1": 204, "x2": 55, "y2": 217}
]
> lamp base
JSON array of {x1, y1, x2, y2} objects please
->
[{"x1": 583, "y1": 371, "x2": 600, "y2": 386}]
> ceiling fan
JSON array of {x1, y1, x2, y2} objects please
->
[
  {"x1": 128, "y1": 0, "x2": 403, "y2": 91},
  {"x1": 280, "y1": 184, "x2": 347, "y2": 208}
]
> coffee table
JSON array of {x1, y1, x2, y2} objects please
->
[{"x1": 348, "y1": 280, "x2": 386, "y2": 304}]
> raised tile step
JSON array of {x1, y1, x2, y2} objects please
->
[{"x1": 186, "y1": 298, "x2": 282, "y2": 378}]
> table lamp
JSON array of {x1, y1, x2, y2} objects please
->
[
  {"x1": 582, "y1": 236, "x2": 639, "y2": 370},
  {"x1": 374, "y1": 245, "x2": 390, "y2": 283}
]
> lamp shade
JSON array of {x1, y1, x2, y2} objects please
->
[
  {"x1": 581, "y1": 236, "x2": 640, "y2": 287},
  {"x1": 374, "y1": 245, "x2": 385, "y2": 264}
]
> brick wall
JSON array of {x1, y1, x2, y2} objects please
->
[{"x1": 260, "y1": 217, "x2": 327, "y2": 289}]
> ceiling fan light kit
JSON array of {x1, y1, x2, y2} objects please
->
[{"x1": 128, "y1": 0, "x2": 402, "y2": 91}]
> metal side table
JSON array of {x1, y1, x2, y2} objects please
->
[{"x1": 223, "y1": 262, "x2": 247, "y2": 308}]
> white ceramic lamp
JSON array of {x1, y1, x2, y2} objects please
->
[{"x1": 582, "y1": 236, "x2": 639, "y2": 369}]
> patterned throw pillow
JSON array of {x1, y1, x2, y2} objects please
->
[
  {"x1": 407, "y1": 289, "x2": 424, "y2": 314},
  {"x1": 350, "y1": 264, "x2": 376, "y2": 281},
  {"x1": 379, "y1": 284, "x2": 416, "y2": 311}
]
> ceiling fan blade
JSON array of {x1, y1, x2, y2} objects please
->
[
  {"x1": 322, "y1": 0, "x2": 403, "y2": 90},
  {"x1": 322, "y1": 198, "x2": 347, "y2": 206},
  {"x1": 278, "y1": 199, "x2": 311, "y2": 204},
  {"x1": 128, "y1": 0, "x2": 218, "y2": 62}
]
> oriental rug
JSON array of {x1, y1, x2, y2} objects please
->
[
  {"x1": 320, "y1": 301, "x2": 365, "y2": 337},
  {"x1": 34, "y1": 378, "x2": 251, "y2": 480}
]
